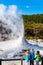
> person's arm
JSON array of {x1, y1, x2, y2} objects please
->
[
  {"x1": 35, "y1": 55, "x2": 37, "y2": 59},
  {"x1": 33, "y1": 51, "x2": 35, "y2": 59}
]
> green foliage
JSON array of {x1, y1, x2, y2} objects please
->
[{"x1": 23, "y1": 14, "x2": 43, "y2": 39}]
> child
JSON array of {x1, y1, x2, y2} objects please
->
[
  {"x1": 35, "y1": 51, "x2": 41, "y2": 65},
  {"x1": 30, "y1": 48, "x2": 35, "y2": 65},
  {"x1": 25, "y1": 50, "x2": 30, "y2": 65}
]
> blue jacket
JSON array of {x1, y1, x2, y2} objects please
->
[
  {"x1": 25, "y1": 55, "x2": 30, "y2": 62},
  {"x1": 30, "y1": 50, "x2": 35, "y2": 60}
]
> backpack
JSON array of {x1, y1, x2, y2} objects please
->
[
  {"x1": 25, "y1": 55, "x2": 30, "y2": 62},
  {"x1": 35, "y1": 55, "x2": 41, "y2": 62}
]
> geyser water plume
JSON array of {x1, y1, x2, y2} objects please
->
[
  {"x1": 0, "y1": 15, "x2": 24, "y2": 40},
  {"x1": 0, "y1": 4, "x2": 24, "y2": 55}
]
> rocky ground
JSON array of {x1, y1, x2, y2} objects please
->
[{"x1": 26, "y1": 39, "x2": 43, "y2": 47}]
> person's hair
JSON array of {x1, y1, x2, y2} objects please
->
[
  {"x1": 30, "y1": 48, "x2": 34, "y2": 51},
  {"x1": 25, "y1": 50, "x2": 30, "y2": 55},
  {"x1": 36, "y1": 51, "x2": 40, "y2": 55},
  {"x1": 26, "y1": 49, "x2": 30, "y2": 52},
  {"x1": 32, "y1": 48, "x2": 34, "y2": 50}
]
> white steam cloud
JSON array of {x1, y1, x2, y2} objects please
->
[
  {"x1": 0, "y1": 4, "x2": 24, "y2": 41},
  {"x1": 0, "y1": 4, "x2": 17, "y2": 16}
]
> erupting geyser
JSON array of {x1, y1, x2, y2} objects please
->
[
  {"x1": 0, "y1": 4, "x2": 43, "y2": 59},
  {"x1": 0, "y1": 4, "x2": 24, "y2": 56}
]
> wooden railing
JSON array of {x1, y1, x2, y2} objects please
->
[
  {"x1": 0, "y1": 57, "x2": 43, "y2": 65},
  {"x1": 0, "y1": 59, "x2": 24, "y2": 65}
]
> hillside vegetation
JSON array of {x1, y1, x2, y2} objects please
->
[{"x1": 23, "y1": 14, "x2": 43, "y2": 39}]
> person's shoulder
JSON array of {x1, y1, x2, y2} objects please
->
[{"x1": 39, "y1": 54, "x2": 41, "y2": 57}]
